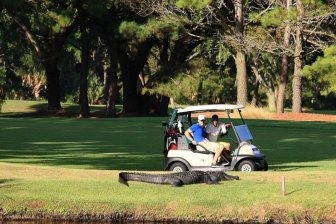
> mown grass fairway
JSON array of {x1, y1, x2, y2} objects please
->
[{"x1": 0, "y1": 106, "x2": 336, "y2": 222}]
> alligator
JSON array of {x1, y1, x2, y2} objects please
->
[{"x1": 118, "y1": 171, "x2": 239, "y2": 187}]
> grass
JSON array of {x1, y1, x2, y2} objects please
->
[
  {"x1": 0, "y1": 100, "x2": 122, "y2": 117},
  {"x1": 0, "y1": 100, "x2": 336, "y2": 222},
  {"x1": 1, "y1": 163, "x2": 335, "y2": 222}
]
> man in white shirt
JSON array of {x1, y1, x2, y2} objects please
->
[{"x1": 205, "y1": 114, "x2": 231, "y2": 160}]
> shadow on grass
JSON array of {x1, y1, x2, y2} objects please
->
[
  {"x1": 0, "y1": 102, "x2": 114, "y2": 118},
  {"x1": 287, "y1": 189, "x2": 302, "y2": 196},
  {"x1": 0, "y1": 179, "x2": 17, "y2": 189},
  {"x1": 270, "y1": 165, "x2": 319, "y2": 171},
  {"x1": 0, "y1": 118, "x2": 335, "y2": 171},
  {"x1": 0, "y1": 117, "x2": 165, "y2": 171}
]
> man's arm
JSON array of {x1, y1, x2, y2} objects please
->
[{"x1": 185, "y1": 128, "x2": 196, "y2": 145}]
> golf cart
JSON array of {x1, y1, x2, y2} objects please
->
[{"x1": 162, "y1": 104, "x2": 268, "y2": 172}]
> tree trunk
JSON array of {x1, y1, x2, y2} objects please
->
[
  {"x1": 138, "y1": 92, "x2": 169, "y2": 115},
  {"x1": 267, "y1": 90, "x2": 277, "y2": 111},
  {"x1": 292, "y1": 0, "x2": 304, "y2": 113},
  {"x1": 251, "y1": 81, "x2": 259, "y2": 107},
  {"x1": 118, "y1": 39, "x2": 156, "y2": 114},
  {"x1": 43, "y1": 58, "x2": 62, "y2": 111},
  {"x1": 79, "y1": 22, "x2": 90, "y2": 118},
  {"x1": 277, "y1": 0, "x2": 292, "y2": 113},
  {"x1": 236, "y1": 50, "x2": 248, "y2": 105},
  {"x1": 10, "y1": 11, "x2": 78, "y2": 113},
  {"x1": 120, "y1": 64, "x2": 140, "y2": 114},
  {"x1": 197, "y1": 81, "x2": 203, "y2": 105},
  {"x1": 234, "y1": 0, "x2": 248, "y2": 105},
  {"x1": 105, "y1": 40, "x2": 118, "y2": 117}
]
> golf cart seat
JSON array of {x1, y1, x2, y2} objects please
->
[{"x1": 188, "y1": 143, "x2": 213, "y2": 154}]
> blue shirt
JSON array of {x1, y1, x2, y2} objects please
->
[{"x1": 190, "y1": 124, "x2": 206, "y2": 143}]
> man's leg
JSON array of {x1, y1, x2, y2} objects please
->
[
  {"x1": 219, "y1": 142, "x2": 231, "y2": 153},
  {"x1": 201, "y1": 142, "x2": 224, "y2": 165},
  {"x1": 213, "y1": 144, "x2": 224, "y2": 164},
  {"x1": 219, "y1": 142, "x2": 231, "y2": 162}
]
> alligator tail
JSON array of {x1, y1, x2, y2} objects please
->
[
  {"x1": 118, "y1": 172, "x2": 183, "y2": 187},
  {"x1": 119, "y1": 173, "x2": 129, "y2": 186}
]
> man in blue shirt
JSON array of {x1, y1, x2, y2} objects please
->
[{"x1": 185, "y1": 114, "x2": 225, "y2": 167}]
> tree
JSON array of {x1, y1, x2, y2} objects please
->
[
  {"x1": 302, "y1": 44, "x2": 336, "y2": 106},
  {"x1": 292, "y1": 0, "x2": 335, "y2": 112},
  {"x1": 234, "y1": 0, "x2": 248, "y2": 105},
  {"x1": 117, "y1": 29, "x2": 156, "y2": 114},
  {"x1": 292, "y1": 0, "x2": 304, "y2": 113},
  {"x1": 277, "y1": 0, "x2": 292, "y2": 113},
  {"x1": 133, "y1": 0, "x2": 251, "y2": 106},
  {"x1": 104, "y1": 37, "x2": 119, "y2": 117},
  {"x1": 0, "y1": 3, "x2": 45, "y2": 105},
  {"x1": 249, "y1": 0, "x2": 335, "y2": 112},
  {"x1": 116, "y1": 6, "x2": 201, "y2": 114},
  {"x1": 75, "y1": 1, "x2": 95, "y2": 118},
  {"x1": 4, "y1": 0, "x2": 79, "y2": 111},
  {"x1": 250, "y1": 52, "x2": 280, "y2": 110}
]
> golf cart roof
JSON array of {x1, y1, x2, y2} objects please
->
[{"x1": 176, "y1": 104, "x2": 244, "y2": 114}]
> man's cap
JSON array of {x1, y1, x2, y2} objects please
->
[
  {"x1": 198, "y1": 114, "x2": 206, "y2": 121},
  {"x1": 212, "y1": 114, "x2": 219, "y2": 121}
]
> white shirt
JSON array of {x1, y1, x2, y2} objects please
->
[{"x1": 205, "y1": 122, "x2": 227, "y2": 142}]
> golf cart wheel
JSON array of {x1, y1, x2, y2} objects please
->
[
  {"x1": 263, "y1": 160, "x2": 269, "y2": 171},
  {"x1": 238, "y1": 160, "x2": 256, "y2": 172},
  {"x1": 169, "y1": 162, "x2": 188, "y2": 172}
]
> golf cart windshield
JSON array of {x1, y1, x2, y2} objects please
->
[{"x1": 235, "y1": 124, "x2": 253, "y2": 141}]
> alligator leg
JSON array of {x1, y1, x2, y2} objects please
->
[
  {"x1": 206, "y1": 171, "x2": 239, "y2": 181},
  {"x1": 162, "y1": 177, "x2": 184, "y2": 187},
  {"x1": 222, "y1": 172, "x2": 240, "y2": 180},
  {"x1": 205, "y1": 173, "x2": 220, "y2": 184}
]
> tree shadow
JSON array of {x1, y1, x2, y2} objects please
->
[
  {"x1": 0, "y1": 102, "x2": 115, "y2": 118},
  {"x1": 0, "y1": 118, "x2": 335, "y2": 171},
  {"x1": 269, "y1": 165, "x2": 319, "y2": 171},
  {"x1": 244, "y1": 119, "x2": 336, "y2": 170},
  {"x1": 0, "y1": 117, "x2": 165, "y2": 170},
  {"x1": 0, "y1": 179, "x2": 17, "y2": 188}
]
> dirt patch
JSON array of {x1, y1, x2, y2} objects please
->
[
  {"x1": 272, "y1": 112, "x2": 336, "y2": 122},
  {"x1": 0, "y1": 211, "x2": 334, "y2": 224},
  {"x1": 198, "y1": 111, "x2": 336, "y2": 122}
]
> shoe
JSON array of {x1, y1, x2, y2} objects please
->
[{"x1": 211, "y1": 163, "x2": 223, "y2": 167}]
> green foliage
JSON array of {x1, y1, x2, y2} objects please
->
[
  {"x1": 87, "y1": 73, "x2": 104, "y2": 105},
  {"x1": 302, "y1": 45, "x2": 336, "y2": 95},
  {"x1": 149, "y1": 58, "x2": 234, "y2": 105},
  {"x1": 302, "y1": 0, "x2": 330, "y2": 10},
  {"x1": 145, "y1": 19, "x2": 183, "y2": 40},
  {"x1": 47, "y1": 10, "x2": 73, "y2": 33},
  {"x1": 119, "y1": 21, "x2": 151, "y2": 41},
  {"x1": 253, "y1": 0, "x2": 333, "y2": 28},
  {"x1": 215, "y1": 45, "x2": 232, "y2": 66},
  {"x1": 0, "y1": 65, "x2": 6, "y2": 111},
  {"x1": 176, "y1": 0, "x2": 211, "y2": 9},
  {"x1": 0, "y1": 10, "x2": 45, "y2": 102},
  {"x1": 0, "y1": 0, "x2": 23, "y2": 9},
  {"x1": 258, "y1": 6, "x2": 286, "y2": 27},
  {"x1": 119, "y1": 18, "x2": 183, "y2": 41},
  {"x1": 249, "y1": 5, "x2": 298, "y2": 28},
  {"x1": 85, "y1": 0, "x2": 109, "y2": 17},
  {"x1": 17, "y1": 1, "x2": 77, "y2": 37}
]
